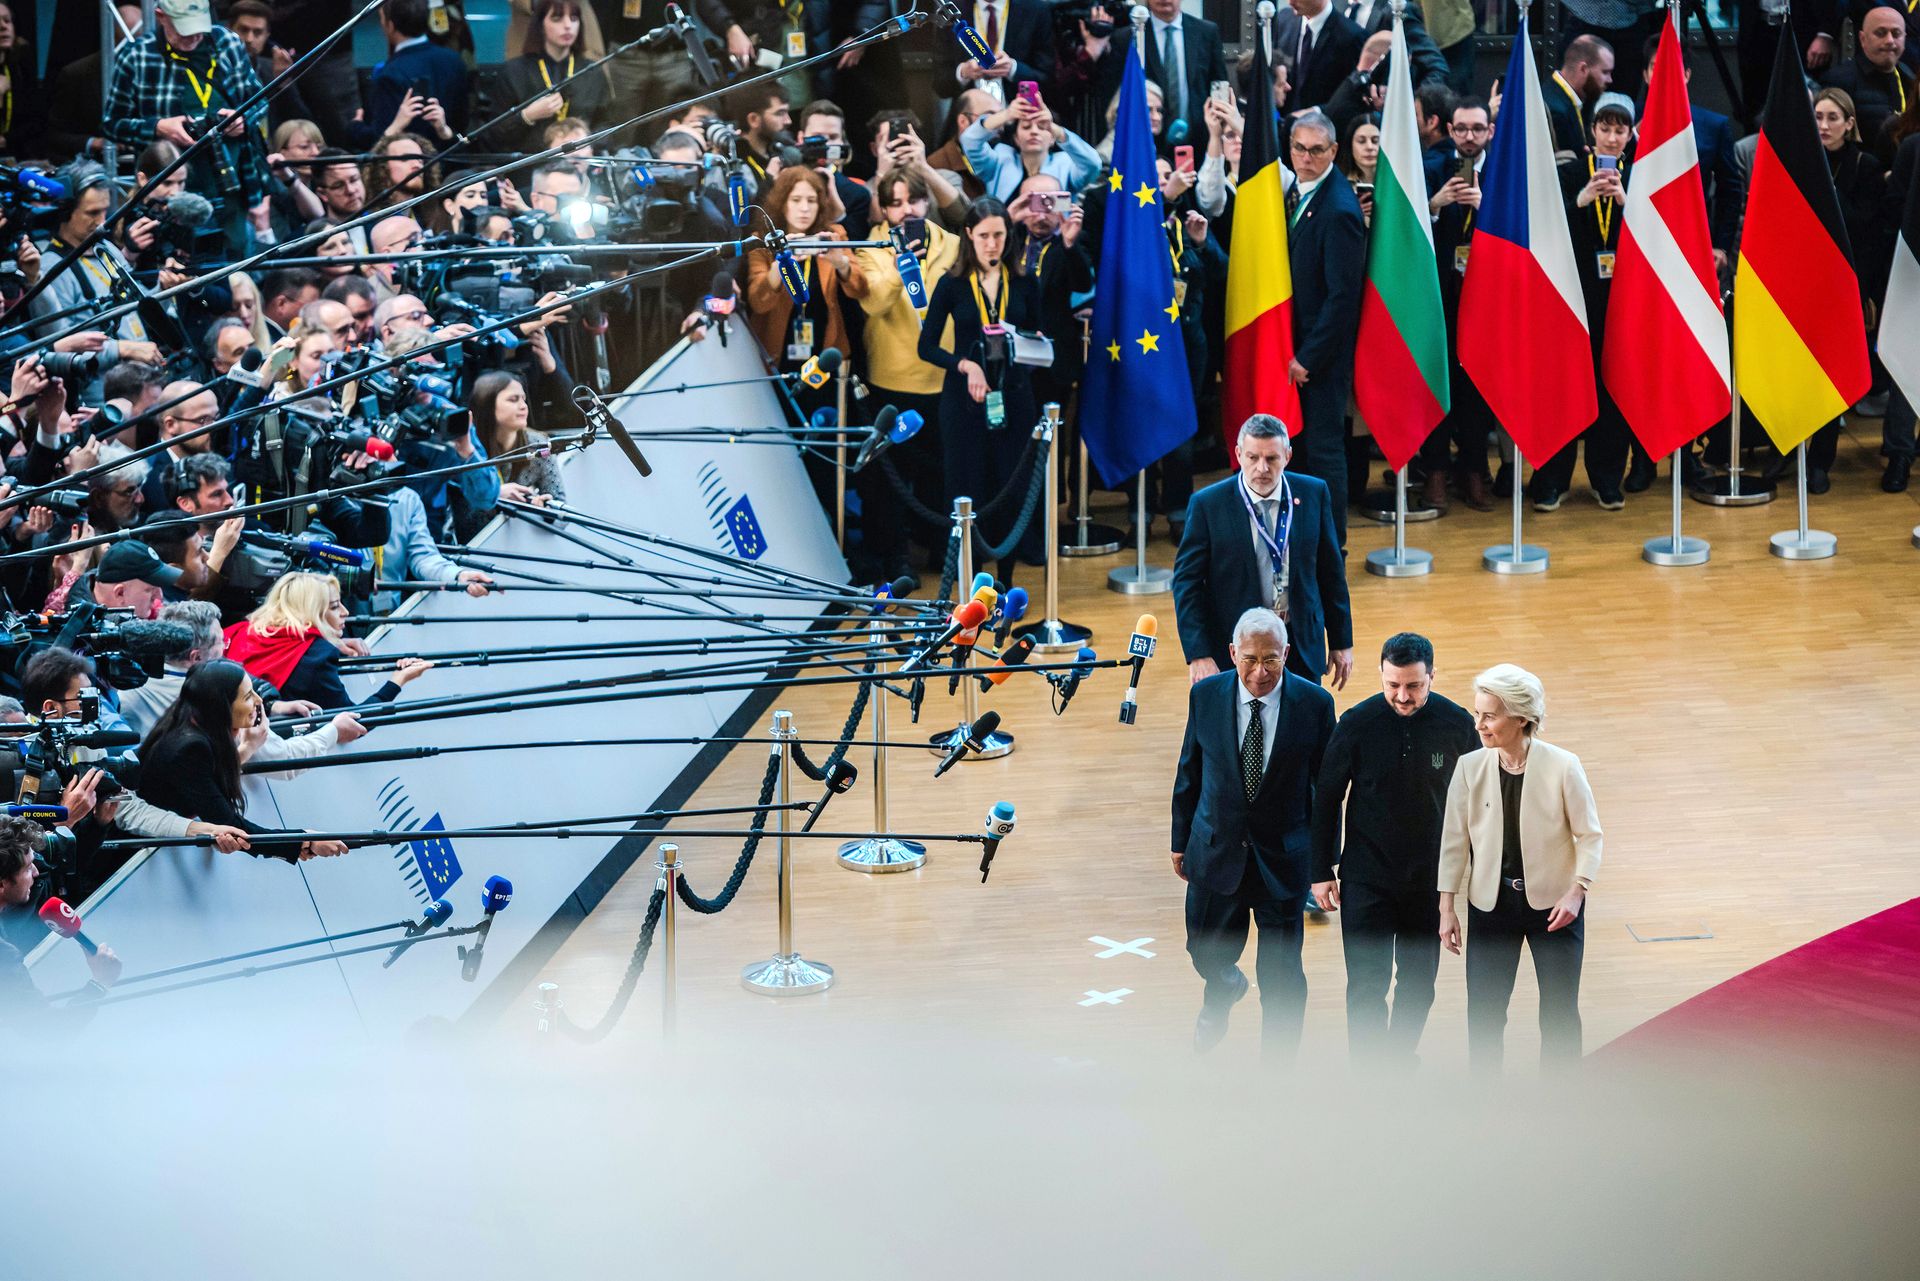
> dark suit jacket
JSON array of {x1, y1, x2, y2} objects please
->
[
  {"x1": 940, "y1": 0, "x2": 1057, "y2": 98},
  {"x1": 1272, "y1": 8, "x2": 1367, "y2": 112},
  {"x1": 1690, "y1": 105, "x2": 1742, "y2": 252},
  {"x1": 1093, "y1": 14, "x2": 1232, "y2": 133},
  {"x1": 1288, "y1": 167, "x2": 1367, "y2": 379},
  {"x1": 1545, "y1": 71, "x2": 1588, "y2": 159},
  {"x1": 1343, "y1": 0, "x2": 1451, "y2": 87},
  {"x1": 354, "y1": 41, "x2": 471, "y2": 148},
  {"x1": 1172, "y1": 670, "x2": 1337, "y2": 900},
  {"x1": 1172, "y1": 473, "x2": 1354, "y2": 680}
]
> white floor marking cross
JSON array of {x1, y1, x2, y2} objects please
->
[
  {"x1": 1088, "y1": 936, "x2": 1156, "y2": 959},
  {"x1": 1078, "y1": 989, "x2": 1134, "y2": 1006}
]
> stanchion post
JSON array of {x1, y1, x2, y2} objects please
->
[
  {"x1": 534, "y1": 981, "x2": 563, "y2": 1036},
  {"x1": 929, "y1": 495, "x2": 1014, "y2": 759},
  {"x1": 741, "y1": 711, "x2": 834, "y2": 994},
  {"x1": 1769, "y1": 440, "x2": 1837, "y2": 560},
  {"x1": 833, "y1": 365, "x2": 850, "y2": 551},
  {"x1": 657, "y1": 842, "x2": 680, "y2": 1033},
  {"x1": 1693, "y1": 333, "x2": 1774, "y2": 506},
  {"x1": 838, "y1": 621, "x2": 928, "y2": 872},
  {"x1": 1021, "y1": 404, "x2": 1093, "y2": 651},
  {"x1": 1107, "y1": 473, "x2": 1175, "y2": 594},
  {"x1": 1482, "y1": 463, "x2": 1548, "y2": 574},
  {"x1": 1643, "y1": 448, "x2": 1709, "y2": 565},
  {"x1": 1365, "y1": 466, "x2": 1433, "y2": 577}
]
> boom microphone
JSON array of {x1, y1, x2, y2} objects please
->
[
  {"x1": 934, "y1": 710, "x2": 1001, "y2": 777},
  {"x1": 853, "y1": 406, "x2": 923, "y2": 470},
  {"x1": 979, "y1": 800, "x2": 1016, "y2": 882},
  {"x1": 935, "y1": 0, "x2": 999, "y2": 71},
  {"x1": 993, "y1": 585, "x2": 1029, "y2": 645},
  {"x1": 64, "y1": 727, "x2": 142, "y2": 750},
  {"x1": 0, "y1": 163, "x2": 66, "y2": 201},
  {"x1": 797, "y1": 346, "x2": 842, "y2": 390},
  {"x1": 1049, "y1": 646, "x2": 1096, "y2": 713},
  {"x1": 382, "y1": 897, "x2": 454, "y2": 968},
  {"x1": 241, "y1": 529, "x2": 367, "y2": 569},
  {"x1": 1118, "y1": 614, "x2": 1158, "y2": 725},
  {"x1": 977, "y1": 634, "x2": 1035, "y2": 689},
  {"x1": 458, "y1": 875, "x2": 513, "y2": 982},
  {"x1": 573, "y1": 384, "x2": 653, "y2": 477},
  {"x1": 900, "y1": 598, "x2": 989, "y2": 673},
  {"x1": 38, "y1": 897, "x2": 100, "y2": 955}
]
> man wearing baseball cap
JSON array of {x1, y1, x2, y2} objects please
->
[{"x1": 91, "y1": 540, "x2": 183, "y2": 621}]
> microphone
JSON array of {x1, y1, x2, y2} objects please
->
[
  {"x1": 947, "y1": 585, "x2": 997, "y2": 692},
  {"x1": 977, "y1": 634, "x2": 1035, "y2": 690},
  {"x1": 667, "y1": 2, "x2": 720, "y2": 83},
  {"x1": 1048, "y1": 646, "x2": 1096, "y2": 713},
  {"x1": 38, "y1": 897, "x2": 99, "y2": 955},
  {"x1": 1119, "y1": 614, "x2": 1158, "y2": 725},
  {"x1": 853, "y1": 406, "x2": 924, "y2": 470},
  {"x1": 573, "y1": 384, "x2": 653, "y2": 478},
  {"x1": 900, "y1": 598, "x2": 989, "y2": 673},
  {"x1": 700, "y1": 270, "x2": 736, "y2": 346},
  {"x1": 895, "y1": 238, "x2": 929, "y2": 313},
  {"x1": 935, "y1": 0, "x2": 999, "y2": 71},
  {"x1": 796, "y1": 346, "x2": 842, "y2": 390},
  {"x1": 459, "y1": 875, "x2": 513, "y2": 982},
  {"x1": 333, "y1": 427, "x2": 398, "y2": 461},
  {"x1": 0, "y1": 163, "x2": 66, "y2": 201},
  {"x1": 727, "y1": 168, "x2": 752, "y2": 226},
  {"x1": 7, "y1": 803, "x2": 69, "y2": 824},
  {"x1": 971, "y1": 571, "x2": 996, "y2": 594},
  {"x1": 767, "y1": 228, "x2": 809, "y2": 304},
  {"x1": 64, "y1": 727, "x2": 142, "y2": 750},
  {"x1": 993, "y1": 586, "x2": 1029, "y2": 645},
  {"x1": 979, "y1": 800, "x2": 1016, "y2": 882},
  {"x1": 382, "y1": 897, "x2": 453, "y2": 968},
  {"x1": 934, "y1": 710, "x2": 1001, "y2": 777},
  {"x1": 241, "y1": 529, "x2": 367, "y2": 569}
]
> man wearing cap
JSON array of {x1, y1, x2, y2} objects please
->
[
  {"x1": 88, "y1": 540, "x2": 183, "y2": 621},
  {"x1": 1534, "y1": 91, "x2": 1636, "y2": 513},
  {"x1": 103, "y1": 0, "x2": 269, "y2": 255}
]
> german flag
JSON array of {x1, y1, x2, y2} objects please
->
[
  {"x1": 1221, "y1": 36, "x2": 1300, "y2": 453},
  {"x1": 1733, "y1": 25, "x2": 1871, "y2": 452}
]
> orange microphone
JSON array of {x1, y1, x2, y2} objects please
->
[
  {"x1": 1118, "y1": 613, "x2": 1158, "y2": 724},
  {"x1": 977, "y1": 635, "x2": 1037, "y2": 689}
]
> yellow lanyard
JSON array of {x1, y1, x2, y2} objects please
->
[
  {"x1": 1024, "y1": 237, "x2": 1051, "y2": 277},
  {"x1": 1, "y1": 89, "x2": 10, "y2": 137},
  {"x1": 1587, "y1": 156, "x2": 1616, "y2": 243},
  {"x1": 969, "y1": 269, "x2": 1003, "y2": 328},
  {"x1": 170, "y1": 49, "x2": 217, "y2": 111},
  {"x1": 538, "y1": 54, "x2": 576, "y2": 119},
  {"x1": 1168, "y1": 219, "x2": 1185, "y2": 274},
  {"x1": 1552, "y1": 72, "x2": 1581, "y2": 119}
]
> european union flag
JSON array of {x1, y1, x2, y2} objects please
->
[
  {"x1": 724, "y1": 495, "x2": 768, "y2": 559},
  {"x1": 1079, "y1": 53, "x2": 1197, "y2": 488},
  {"x1": 409, "y1": 814, "x2": 463, "y2": 900}
]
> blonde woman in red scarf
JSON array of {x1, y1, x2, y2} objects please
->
[{"x1": 225, "y1": 572, "x2": 432, "y2": 711}]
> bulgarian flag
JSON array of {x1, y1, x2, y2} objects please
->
[
  {"x1": 1353, "y1": 14, "x2": 1449, "y2": 470},
  {"x1": 1221, "y1": 25, "x2": 1301, "y2": 453}
]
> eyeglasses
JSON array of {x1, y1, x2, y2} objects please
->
[
  {"x1": 107, "y1": 484, "x2": 140, "y2": 498},
  {"x1": 319, "y1": 178, "x2": 362, "y2": 192},
  {"x1": 1235, "y1": 655, "x2": 1285, "y2": 673},
  {"x1": 395, "y1": 308, "x2": 431, "y2": 325},
  {"x1": 1289, "y1": 142, "x2": 1332, "y2": 157},
  {"x1": 169, "y1": 411, "x2": 220, "y2": 427},
  {"x1": 1451, "y1": 124, "x2": 1491, "y2": 135}
]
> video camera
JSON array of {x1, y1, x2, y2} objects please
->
[{"x1": 0, "y1": 602, "x2": 186, "y2": 694}]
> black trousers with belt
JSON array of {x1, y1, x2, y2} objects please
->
[
  {"x1": 1466, "y1": 882, "x2": 1585, "y2": 1072},
  {"x1": 1185, "y1": 858, "x2": 1307, "y2": 1062},
  {"x1": 1340, "y1": 877, "x2": 1441, "y2": 1063}
]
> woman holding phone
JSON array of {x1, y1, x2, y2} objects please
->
[
  {"x1": 960, "y1": 91, "x2": 1103, "y2": 204},
  {"x1": 1340, "y1": 112, "x2": 1382, "y2": 225}
]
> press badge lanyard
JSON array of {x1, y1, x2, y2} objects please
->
[
  {"x1": 169, "y1": 48, "x2": 218, "y2": 111},
  {"x1": 538, "y1": 55, "x2": 576, "y2": 119},
  {"x1": 969, "y1": 268, "x2": 1003, "y2": 330},
  {"x1": 1239, "y1": 473, "x2": 1293, "y2": 603},
  {"x1": 1585, "y1": 155, "x2": 1616, "y2": 242}
]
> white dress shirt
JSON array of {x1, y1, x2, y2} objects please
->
[
  {"x1": 1150, "y1": 13, "x2": 1187, "y2": 123},
  {"x1": 1235, "y1": 677, "x2": 1280, "y2": 771},
  {"x1": 1243, "y1": 477, "x2": 1292, "y2": 612}
]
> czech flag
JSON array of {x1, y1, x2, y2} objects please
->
[{"x1": 1457, "y1": 13, "x2": 1596, "y2": 466}]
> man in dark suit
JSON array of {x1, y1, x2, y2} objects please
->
[
  {"x1": 1819, "y1": 4, "x2": 1914, "y2": 163},
  {"x1": 1737, "y1": 0, "x2": 1842, "y2": 125},
  {"x1": 1422, "y1": 97, "x2": 1496, "y2": 512},
  {"x1": 356, "y1": 0, "x2": 469, "y2": 147},
  {"x1": 1173, "y1": 414, "x2": 1354, "y2": 691},
  {"x1": 1171, "y1": 607, "x2": 1336, "y2": 1057},
  {"x1": 941, "y1": 0, "x2": 1057, "y2": 101},
  {"x1": 1272, "y1": 0, "x2": 1367, "y2": 113},
  {"x1": 1089, "y1": 0, "x2": 1231, "y2": 136},
  {"x1": 1284, "y1": 109, "x2": 1367, "y2": 548},
  {"x1": 1547, "y1": 35, "x2": 1614, "y2": 160},
  {"x1": 1335, "y1": 0, "x2": 1450, "y2": 88}
]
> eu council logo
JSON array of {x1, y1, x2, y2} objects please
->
[
  {"x1": 378, "y1": 778, "x2": 464, "y2": 904},
  {"x1": 698, "y1": 461, "x2": 769, "y2": 560}
]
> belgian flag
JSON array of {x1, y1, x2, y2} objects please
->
[
  {"x1": 1221, "y1": 34, "x2": 1300, "y2": 452},
  {"x1": 1732, "y1": 23, "x2": 1871, "y2": 451}
]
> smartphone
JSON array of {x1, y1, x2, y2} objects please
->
[
  {"x1": 1017, "y1": 80, "x2": 1041, "y2": 109},
  {"x1": 1456, "y1": 155, "x2": 1477, "y2": 185},
  {"x1": 900, "y1": 214, "x2": 927, "y2": 249},
  {"x1": 410, "y1": 77, "x2": 430, "y2": 101},
  {"x1": 1596, "y1": 154, "x2": 1619, "y2": 172},
  {"x1": 1174, "y1": 145, "x2": 1195, "y2": 174},
  {"x1": 1355, "y1": 182, "x2": 1374, "y2": 197},
  {"x1": 1210, "y1": 80, "x2": 1233, "y2": 107},
  {"x1": 1042, "y1": 191, "x2": 1076, "y2": 215}
]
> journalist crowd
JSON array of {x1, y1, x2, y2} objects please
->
[{"x1": 0, "y1": 0, "x2": 1911, "y2": 1019}]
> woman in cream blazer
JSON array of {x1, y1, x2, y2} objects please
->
[{"x1": 1438, "y1": 664, "x2": 1602, "y2": 1070}]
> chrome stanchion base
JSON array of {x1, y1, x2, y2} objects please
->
[
  {"x1": 1643, "y1": 535, "x2": 1710, "y2": 566},
  {"x1": 1059, "y1": 522, "x2": 1124, "y2": 557},
  {"x1": 927, "y1": 723, "x2": 1015, "y2": 760},
  {"x1": 1365, "y1": 548, "x2": 1433, "y2": 577},
  {"x1": 1911, "y1": 524, "x2": 1920, "y2": 549},
  {"x1": 1361, "y1": 489, "x2": 1441, "y2": 524},
  {"x1": 1017, "y1": 617, "x2": 1093, "y2": 653},
  {"x1": 1481, "y1": 544, "x2": 1549, "y2": 574},
  {"x1": 1107, "y1": 564, "x2": 1175, "y2": 594},
  {"x1": 741, "y1": 953, "x2": 835, "y2": 995},
  {"x1": 1768, "y1": 529, "x2": 1837, "y2": 560},
  {"x1": 1689, "y1": 473, "x2": 1776, "y2": 506},
  {"x1": 837, "y1": 837, "x2": 927, "y2": 873}
]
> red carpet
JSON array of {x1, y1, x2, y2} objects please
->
[{"x1": 1604, "y1": 898, "x2": 1920, "y2": 1061}]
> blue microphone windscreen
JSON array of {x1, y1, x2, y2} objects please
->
[
  {"x1": 991, "y1": 800, "x2": 1016, "y2": 820},
  {"x1": 889, "y1": 410, "x2": 924, "y2": 444},
  {"x1": 424, "y1": 899, "x2": 454, "y2": 927}
]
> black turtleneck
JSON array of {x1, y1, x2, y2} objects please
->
[{"x1": 1309, "y1": 690, "x2": 1479, "y2": 889}]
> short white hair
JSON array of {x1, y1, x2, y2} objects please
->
[
  {"x1": 1473, "y1": 663, "x2": 1546, "y2": 734},
  {"x1": 88, "y1": 440, "x2": 149, "y2": 491},
  {"x1": 1232, "y1": 607, "x2": 1289, "y2": 650}
]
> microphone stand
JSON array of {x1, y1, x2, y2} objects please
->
[
  {"x1": 242, "y1": 239, "x2": 889, "y2": 271},
  {"x1": 349, "y1": 609, "x2": 943, "y2": 627},
  {"x1": 241, "y1": 733, "x2": 968, "y2": 775},
  {"x1": 332, "y1": 635, "x2": 912, "y2": 674},
  {"x1": 100, "y1": 817, "x2": 988, "y2": 854}
]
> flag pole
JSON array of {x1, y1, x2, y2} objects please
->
[
  {"x1": 1769, "y1": 440, "x2": 1836, "y2": 559},
  {"x1": 1365, "y1": 466, "x2": 1433, "y2": 577},
  {"x1": 1643, "y1": 450, "x2": 1710, "y2": 565},
  {"x1": 1109, "y1": 472, "x2": 1175, "y2": 594},
  {"x1": 1483, "y1": 462, "x2": 1548, "y2": 574}
]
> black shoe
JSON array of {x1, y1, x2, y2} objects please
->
[
  {"x1": 1493, "y1": 463, "x2": 1514, "y2": 498},
  {"x1": 1807, "y1": 467, "x2": 1830, "y2": 495},
  {"x1": 1623, "y1": 458, "x2": 1655, "y2": 493},
  {"x1": 1531, "y1": 487, "x2": 1563, "y2": 512},
  {"x1": 1594, "y1": 489, "x2": 1626, "y2": 511},
  {"x1": 1883, "y1": 456, "x2": 1912, "y2": 493},
  {"x1": 1194, "y1": 968, "x2": 1250, "y2": 1054}
]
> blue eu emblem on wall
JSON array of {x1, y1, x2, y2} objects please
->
[
  {"x1": 699, "y1": 461, "x2": 771, "y2": 561},
  {"x1": 378, "y1": 779, "x2": 463, "y2": 904}
]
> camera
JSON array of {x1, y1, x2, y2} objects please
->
[
  {"x1": 1052, "y1": 4, "x2": 1116, "y2": 38},
  {"x1": 798, "y1": 134, "x2": 850, "y2": 167},
  {"x1": 39, "y1": 350, "x2": 111, "y2": 383}
]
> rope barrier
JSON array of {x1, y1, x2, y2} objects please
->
[{"x1": 878, "y1": 426, "x2": 1042, "y2": 533}]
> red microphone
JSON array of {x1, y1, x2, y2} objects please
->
[
  {"x1": 902, "y1": 598, "x2": 990, "y2": 674},
  {"x1": 38, "y1": 897, "x2": 99, "y2": 955}
]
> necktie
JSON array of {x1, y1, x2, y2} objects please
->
[
  {"x1": 1346, "y1": 0, "x2": 1363, "y2": 22},
  {"x1": 984, "y1": 2, "x2": 999, "y2": 55},
  {"x1": 1296, "y1": 24, "x2": 1315, "y2": 102},
  {"x1": 1159, "y1": 23, "x2": 1185, "y2": 125},
  {"x1": 1242, "y1": 699, "x2": 1266, "y2": 802}
]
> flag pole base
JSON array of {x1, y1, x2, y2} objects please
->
[
  {"x1": 741, "y1": 953, "x2": 834, "y2": 995},
  {"x1": 1768, "y1": 529, "x2": 1836, "y2": 560},
  {"x1": 837, "y1": 837, "x2": 927, "y2": 873},
  {"x1": 1017, "y1": 617, "x2": 1093, "y2": 654},
  {"x1": 1059, "y1": 522, "x2": 1125, "y2": 557},
  {"x1": 1361, "y1": 490, "x2": 1441, "y2": 524},
  {"x1": 927, "y1": 722, "x2": 1015, "y2": 760},
  {"x1": 1911, "y1": 524, "x2": 1920, "y2": 550},
  {"x1": 1643, "y1": 535, "x2": 1710, "y2": 566},
  {"x1": 1108, "y1": 565, "x2": 1175, "y2": 594},
  {"x1": 1366, "y1": 547, "x2": 1433, "y2": 577},
  {"x1": 1689, "y1": 473, "x2": 1775, "y2": 506},
  {"x1": 1481, "y1": 544, "x2": 1548, "y2": 574}
]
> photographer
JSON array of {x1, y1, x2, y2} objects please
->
[
  {"x1": 45, "y1": 538, "x2": 177, "y2": 622},
  {"x1": 27, "y1": 164, "x2": 166, "y2": 396},
  {"x1": 868, "y1": 111, "x2": 967, "y2": 229},
  {"x1": 959, "y1": 91, "x2": 1102, "y2": 206},
  {"x1": 136, "y1": 381, "x2": 222, "y2": 512},
  {"x1": 0, "y1": 817, "x2": 123, "y2": 1027},
  {"x1": 793, "y1": 100, "x2": 871, "y2": 236}
]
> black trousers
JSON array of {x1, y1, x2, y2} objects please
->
[
  {"x1": 1291, "y1": 373, "x2": 1351, "y2": 549},
  {"x1": 860, "y1": 386, "x2": 945, "y2": 570},
  {"x1": 1340, "y1": 878, "x2": 1441, "y2": 1063},
  {"x1": 1536, "y1": 380, "x2": 1629, "y2": 498},
  {"x1": 1185, "y1": 862, "x2": 1307, "y2": 1061},
  {"x1": 1466, "y1": 883, "x2": 1585, "y2": 1073},
  {"x1": 1420, "y1": 360, "x2": 1495, "y2": 483}
]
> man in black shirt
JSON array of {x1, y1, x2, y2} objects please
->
[{"x1": 1309, "y1": 632, "x2": 1478, "y2": 1063}]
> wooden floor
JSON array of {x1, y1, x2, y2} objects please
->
[{"x1": 521, "y1": 416, "x2": 1920, "y2": 1068}]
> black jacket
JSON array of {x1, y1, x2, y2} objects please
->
[
  {"x1": 1172, "y1": 472, "x2": 1353, "y2": 680},
  {"x1": 1288, "y1": 167, "x2": 1368, "y2": 379},
  {"x1": 1309, "y1": 692, "x2": 1479, "y2": 889},
  {"x1": 1272, "y1": 8, "x2": 1368, "y2": 113},
  {"x1": 1172, "y1": 670, "x2": 1336, "y2": 901},
  {"x1": 1093, "y1": 12, "x2": 1232, "y2": 132},
  {"x1": 136, "y1": 730, "x2": 300, "y2": 858},
  {"x1": 939, "y1": 0, "x2": 1058, "y2": 98}
]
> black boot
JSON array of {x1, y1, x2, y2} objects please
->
[{"x1": 1883, "y1": 455, "x2": 1912, "y2": 493}]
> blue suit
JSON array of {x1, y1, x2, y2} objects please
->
[
  {"x1": 1690, "y1": 105, "x2": 1743, "y2": 254},
  {"x1": 1286, "y1": 168, "x2": 1367, "y2": 545},
  {"x1": 352, "y1": 39, "x2": 469, "y2": 148},
  {"x1": 1172, "y1": 473, "x2": 1354, "y2": 685}
]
